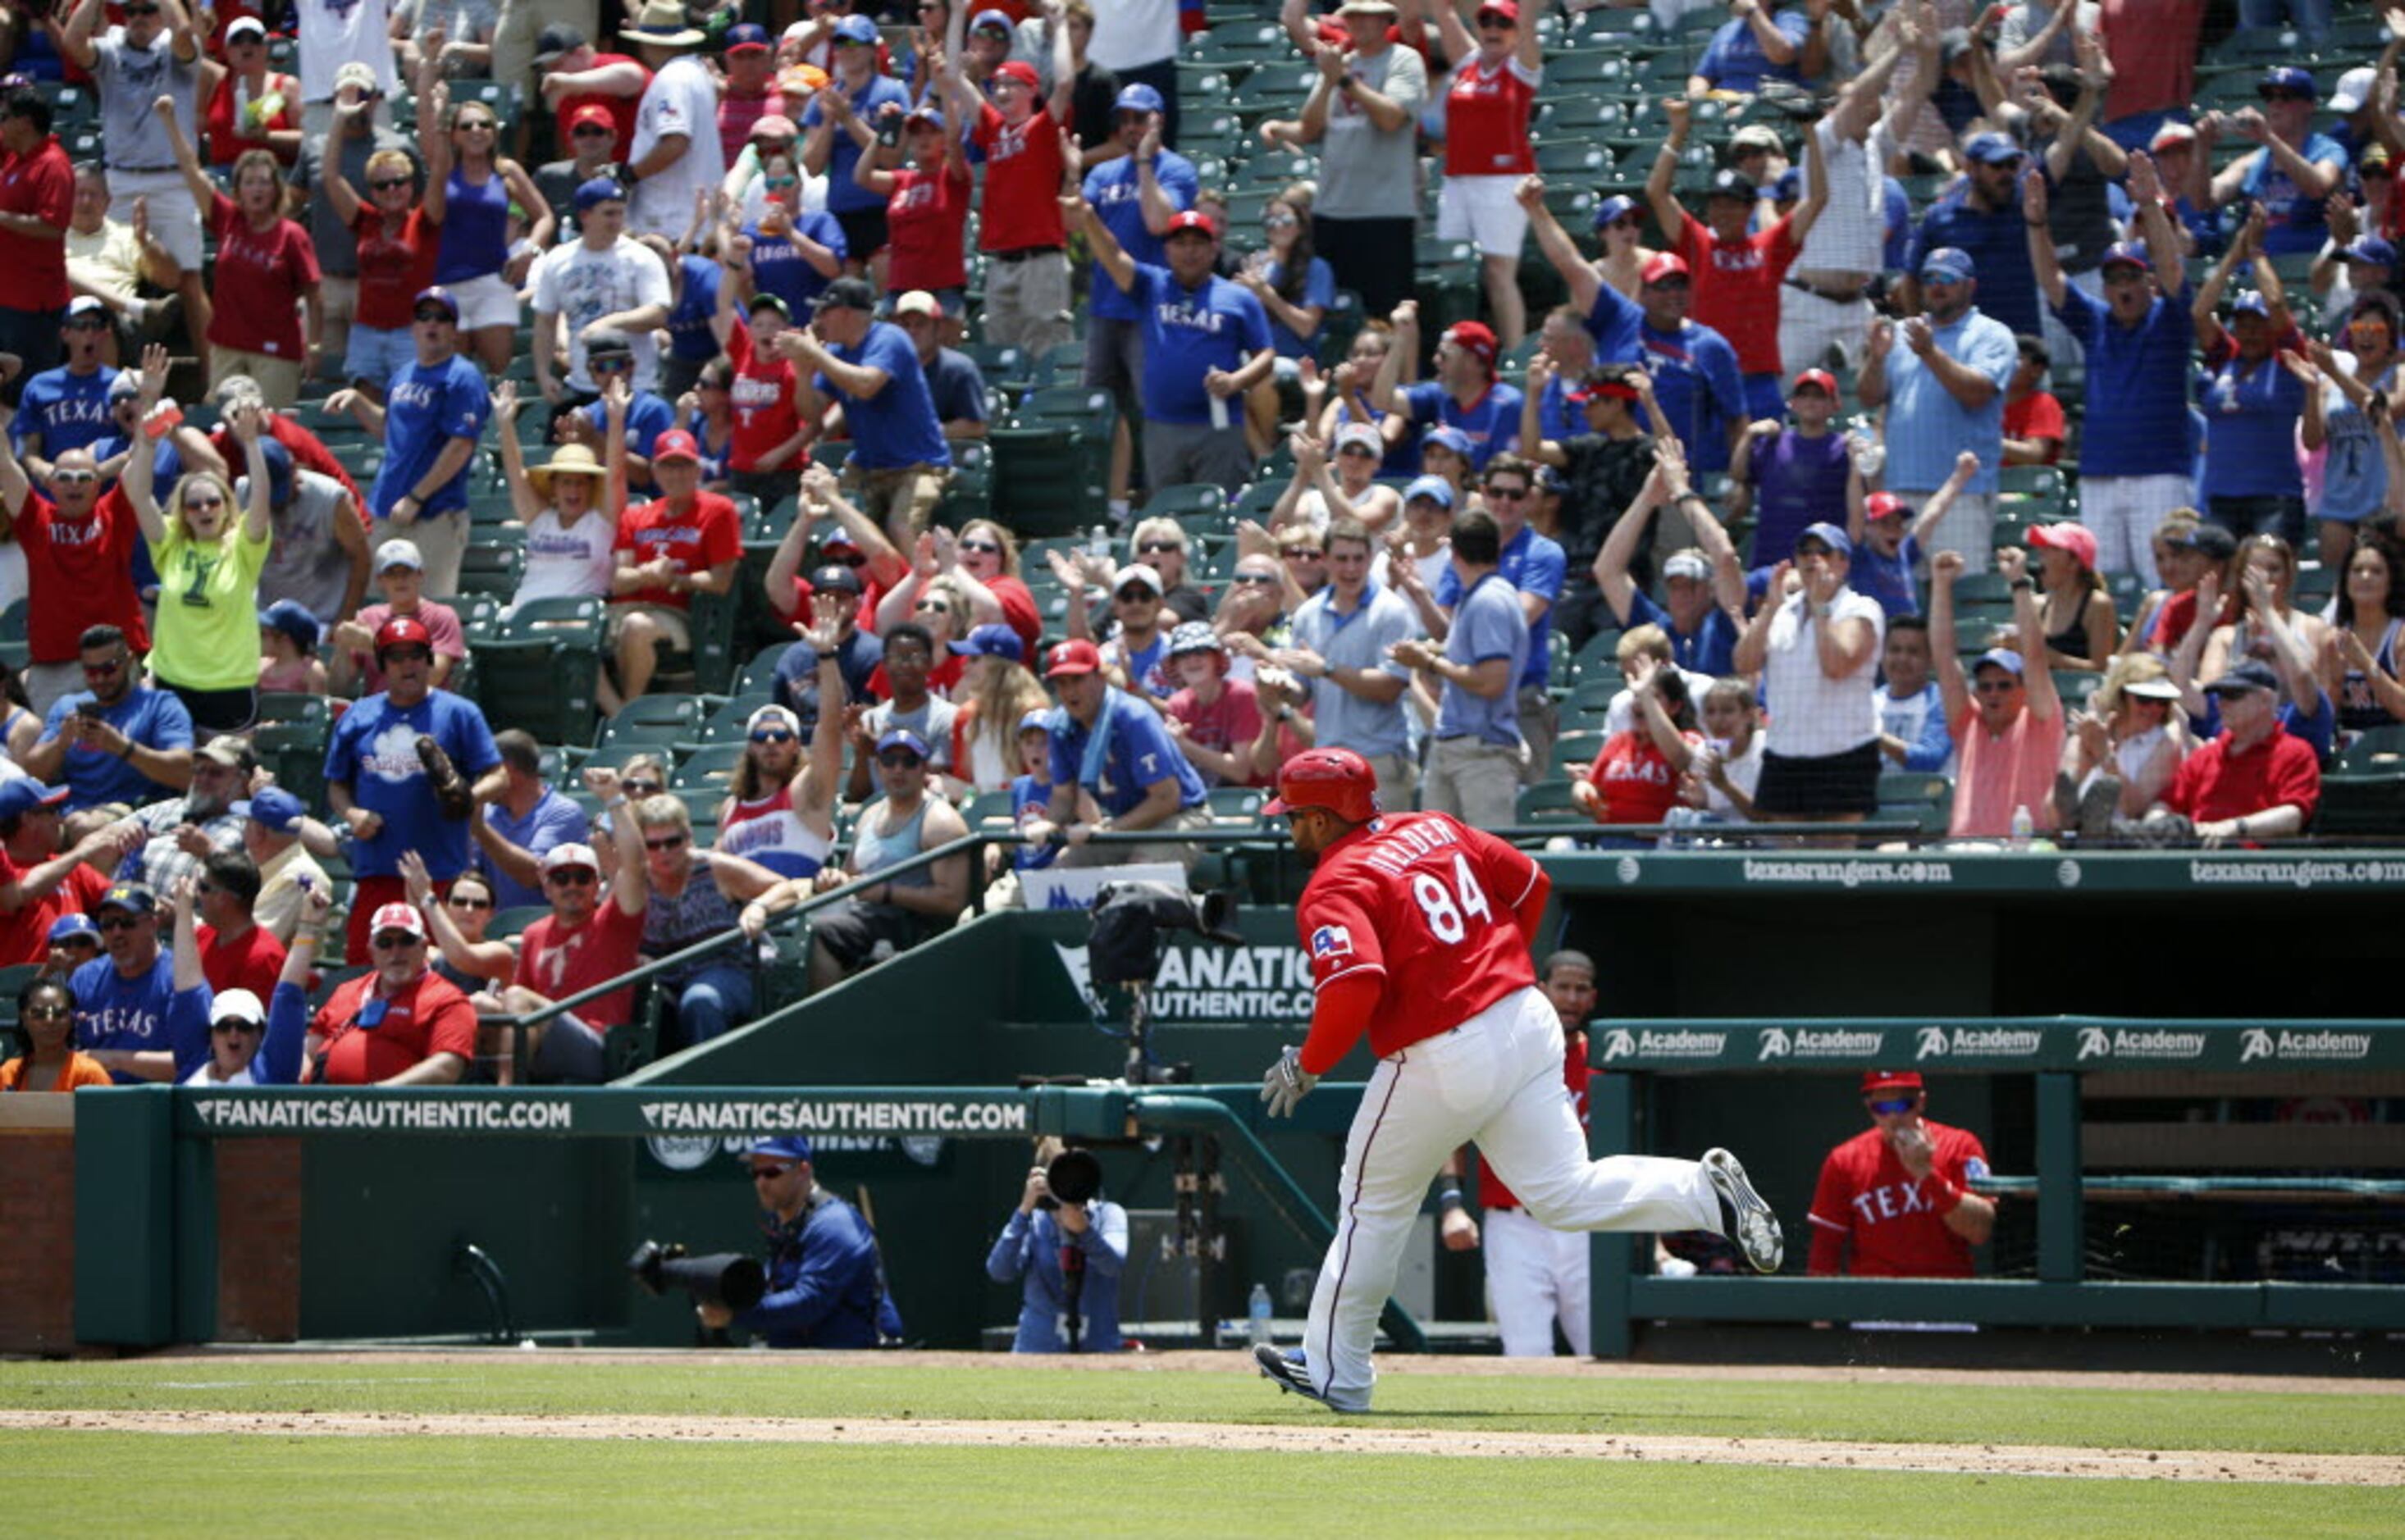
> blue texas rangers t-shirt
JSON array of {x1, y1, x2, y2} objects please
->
[
  {"x1": 1127, "y1": 264, "x2": 1271, "y2": 426},
  {"x1": 1046, "y1": 686, "x2": 1208, "y2": 818},
  {"x1": 324, "y1": 687, "x2": 502, "y2": 880},
  {"x1": 372, "y1": 353, "x2": 491, "y2": 519},
  {"x1": 745, "y1": 211, "x2": 849, "y2": 317},
  {"x1": 1403, "y1": 380, "x2": 1524, "y2": 471},
  {"x1": 13, "y1": 363, "x2": 118, "y2": 459},
  {"x1": 815, "y1": 320, "x2": 952, "y2": 472},
  {"x1": 71, "y1": 950, "x2": 177, "y2": 1084}
]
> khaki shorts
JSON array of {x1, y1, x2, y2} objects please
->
[
  {"x1": 210, "y1": 345, "x2": 306, "y2": 408},
  {"x1": 842, "y1": 462, "x2": 948, "y2": 539},
  {"x1": 605, "y1": 601, "x2": 692, "y2": 651}
]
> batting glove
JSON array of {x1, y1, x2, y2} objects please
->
[{"x1": 1259, "y1": 1046, "x2": 1318, "y2": 1119}]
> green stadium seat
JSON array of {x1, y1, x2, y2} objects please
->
[{"x1": 472, "y1": 595, "x2": 605, "y2": 748}]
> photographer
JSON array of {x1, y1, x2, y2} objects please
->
[
  {"x1": 700, "y1": 1135, "x2": 903, "y2": 1349},
  {"x1": 985, "y1": 1137, "x2": 1128, "y2": 1355}
]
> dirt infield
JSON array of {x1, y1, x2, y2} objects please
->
[
  {"x1": 163, "y1": 1346, "x2": 2405, "y2": 1397},
  {"x1": 5, "y1": 1406, "x2": 2394, "y2": 1486}
]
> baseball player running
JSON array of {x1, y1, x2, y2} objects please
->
[{"x1": 1253, "y1": 749, "x2": 1781, "y2": 1411}]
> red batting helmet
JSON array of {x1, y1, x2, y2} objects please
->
[{"x1": 1263, "y1": 747, "x2": 1380, "y2": 824}]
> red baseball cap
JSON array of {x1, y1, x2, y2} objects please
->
[
  {"x1": 373, "y1": 615, "x2": 433, "y2": 654},
  {"x1": 650, "y1": 429, "x2": 701, "y2": 465},
  {"x1": 1476, "y1": 0, "x2": 1519, "y2": 21},
  {"x1": 992, "y1": 60, "x2": 1040, "y2": 91},
  {"x1": 1043, "y1": 639, "x2": 1102, "y2": 678},
  {"x1": 1861, "y1": 1070, "x2": 1924, "y2": 1095},
  {"x1": 568, "y1": 103, "x2": 614, "y2": 133},
  {"x1": 2029, "y1": 521, "x2": 2099, "y2": 572},
  {"x1": 1441, "y1": 320, "x2": 1497, "y2": 365},
  {"x1": 1641, "y1": 252, "x2": 1691, "y2": 285},
  {"x1": 1791, "y1": 367, "x2": 1837, "y2": 396},
  {"x1": 1863, "y1": 491, "x2": 1910, "y2": 522},
  {"x1": 1162, "y1": 209, "x2": 1217, "y2": 239}
]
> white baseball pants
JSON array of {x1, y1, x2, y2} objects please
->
[
  {"x1": 1484, "y1": 1205, "x2": 1591, "y2": 1357},
  {"x1": 1297, "y1": 985, "x2": 1722, "y2": 1409}
]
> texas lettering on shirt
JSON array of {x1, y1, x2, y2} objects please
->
[{"x1": 387, "y1": 376, "x2": 484, "y2": 438}]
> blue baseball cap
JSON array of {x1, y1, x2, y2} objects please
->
[
  {"x1": 751, "y1": 1134, "x2": 815, "y2": 1165},
  {"x1": 1769, "y1": 166, "x2": 1802, "y2": 202},
  {"x1": 1973, "y1": 647, "x2": 2026, "y2": 679},
  {"x1": 1796, "y1": 522, "x2": 1852, "y2": 558},
  {"x1": 258, "y1": 597, "x2": 321, "y2": 654},
  {"x1": 1590, "y1": 193, "x2": 1636, "y2": 230},
  {"x1": 832, "y1": 14, "x2": 879, "y2": 45},
  {"x1": 574, "y1": 176, "x2": 627, "y2": 212},
  {"x1": 1113, "y1": 82, "x2": 1164, "y2": 117},
  {"x1": 1017, "y1": 708, "x2": 1055, "y2": 735},
  {"x1": 1920, "y1": 246, "x2": 1977, "y2": 284},
  {"x1": 2343, "y1": 236, "x2": 2398, "y2": 267},
  {"x1": 413, "y1": 285, "x2": 459, "y2": 321},
  {"x1": 98, "y1": 881, "x2": 156, "y2": 917},
  {"x1": 47, "y1": 913, "x2": 100, "y2": 946},
  {"x1": 723, "y1": 21, "x2": 771, "y2": 52},
  {"x1": 1422, "y1": 425, "x2": 1474, "y2": 458},
  {"x1": 949, "y1": 622, "x2": 1025, "y2": 663},
  {"x1": 875, "y1": 727, "x2": 932, "y2": 759},
  {"x1": 1962, "y1": 131, "x2": 2024, "y2": 166},
  {"x1": 1403, "y1": 474, "x2": 1456, "y2": 508},
  {"x1": 906, "y1": 103, "x2": 946, "y2": 131},
  {"x1": 232, "y1": 786, "x2": 308, "y2": 834},
  {"x1": 0, "y1": 779, "x2": 69, "y2": 822},
  {"x1": 257, "y1": 435, "x2": 294, "y2": 507},
  {"x1": 971, "y1": 7, "x2": 1015, "y2": 34},
  {"x1": 2258, "y1": 66, "x2": 2317, "y2": 99},
  {"x1": 2232, "y1": 289, "x2": 2272, "y2": 318}
]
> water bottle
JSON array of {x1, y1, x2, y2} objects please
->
[
  {"x1": 1085, "y1": 524, "x2": 1110, "y2": 565},
  {"x1": 2009, "y1": 804, "x2": 2033, "y2": 850},
  {"x1": 1247, "y1": 1283, "x2": 1273, "y2": 1346}
]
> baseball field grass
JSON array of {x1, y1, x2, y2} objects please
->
[{"x1": 5, "y1": 1354, "x2": 2399, "y2": 1538}]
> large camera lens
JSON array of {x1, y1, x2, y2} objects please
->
[{"x1": 1046, "y1": 1147, "x2": 1102, "y2": 1206}]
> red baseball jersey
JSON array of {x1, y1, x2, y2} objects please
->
[
  {"x1": 1441, "y1": 55, "x2": 1540, "y2": 178},
  {"x1": 1476, "y1": 1029, "x2": 1589, "y2": 1210},
  {"x1": 1805, "y1": 1118, "x2": 1992, "y2": 1278},
  {"x1": 1673, "y1": 210, "x2": 1801, "y2": 376},
  {"x1": 1294, "y1": 811, "x2": 1545, "y2": 1068}
]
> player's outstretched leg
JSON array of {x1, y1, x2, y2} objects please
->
[{"x1": 1701, "y1": 1147, "x2": 1783, "y2": 1273}]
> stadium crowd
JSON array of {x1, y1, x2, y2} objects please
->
[{"x1": 2, "y1": 0, "x2": 2405, "y2": 1092}]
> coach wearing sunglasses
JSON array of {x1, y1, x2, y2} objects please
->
[{"x1": 1805, "y1": 1069, "x2": 1995, "y2": 1278}]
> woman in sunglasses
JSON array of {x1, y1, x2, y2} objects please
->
[
  {"x1": 122, "y1": 352, "x2": 275, "y2": 736},
  {"x1": 415, "y1": 58, "x2": 552, "y2": 374},
  {"x1": 399, "y1": 851, "x2": 515, "y2": 996},
  {"x1": 319, "y1": 143, "x2": 439, "y2": 400},
  {"x1": 199, "y1": 16, "x2": 299, "y2": 168},
  {"x1": 1589, "y1": 194, "x2": 1657, "y2": 303},
  {"x1": 633, "y1": 791, "x2": 806, "y2": 1049},
  {"x1": 0, "y1": 977, "x2": 112, "y2": 1091},
  {"x1": 717, "y1": 695, "x2": 842, "y2": 880},
  {"x1": 940, "y1": 517, "x2": 1044, "y2": 655},
  {"x1": 155, "y1": 95, "x2": 322, "y2": 406},
  {"x1": 872, "y1": 570, "x2": 970, "y2": 696},
  {"x1": 494, "y1": 378, "x2": 621, "y2": 612}
]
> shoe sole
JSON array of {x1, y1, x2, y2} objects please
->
[
  {"x1": 1703, "y1": 1147, "x2": 1784, "y2": 1274},
  {"x1": 1252, "y1": 1342, "x2": 1361, "y2": 1412}
]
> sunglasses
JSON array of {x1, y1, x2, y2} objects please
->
[
  {"x1": 751, "y1": 728, "x2": 796, "y2": 744},
  {"x1": 546, "y1": 868, "x2": 596, "y2": 886},
  {"x1": 591, "y1": 356, "x2": 636, "y2": 371},
  {"x1": 1281, "y1": 547, "x2": 1325, "y2": 560},
  {"x1": 957, "y1": 538, "x2": 1001, "y2": 554},
  {"x1": 2259, "y1": 88, "x2": 2313, "y2": 103},
  {"x1": 370, "y1": 175, "x2": 413, "y2": 191},
  {"x1": 1867, "y1": 1096, "x2": 1915, "y2": 1115},
  {"x1": 1114, "y1": 588, "x2": 1155, "y2": 603},
  {"x1": 1265, "y1": 212, "x2": 1297, "y2": 228},
  {"x1": 212, "y1": 1018, "x2": 263, "y2": 1035},
  {"x1": 751, "y1": 1164, "x2": 795, "y2": 1180},
  {"x1": 52, "y1": 468, "x2": 98, "y2": 485},
  {"x1": 123, "y1": 2, "x2": 159, "y2": 12},
  {"x1": 623, "y1": 780, "x2": 663, "y2": 795},
  {"x1": 915, "y1": 599, "x2": 951, "y2": 613},
  {"x1": 447, "y1": 894, "x2": 493, "y2": 910},
  {"x1": 414, "y1": 309, "x2": 455, "y2": 325},
  {"x1": 878, "y1": 751, "x2": 925, "y2": 768},
  {"x1": 645, "y1": 833, "x2": 687, "y2": 851},
  {"x1": 1138, "y1": 540, "x2": 1183, "y2": 554},
  {"x1": 1485, "y1": 486, "x2": 1528, "y2": 501},
  {"x1": 185, "y1": 494, "x2": 226, "y2": 509},
  {"x1": 765, "y1": 175, "x2": 799, "y2": 189},
  {"x1": 456, "y1": 119, "x2": 497, "y2": 132},
  {"x1": 371, "y1": 932, "x2": 424, "y2": 950},
  {"x1": 1231, "y1": 571, "x2": 1280, "y2": 585},
  {"x1": 571, "y1": 125, "x2": 613, "y2": 139},
  {"x1": 84, "y1": 658, "x2": 125, "y2": 676}
]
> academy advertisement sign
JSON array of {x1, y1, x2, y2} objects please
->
[{"x1": 1587, "y1": 1022, "x2": 2403, "y2": 1070}]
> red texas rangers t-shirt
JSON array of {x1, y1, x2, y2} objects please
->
[
  {"x1": 970, "y1": 102, "x2": 1066, "y2": 253},
  {"x1": 613, "y1": 490, "x2": 742, "y2": 611},
  {"x1": 1805, "y1": 1119, "x2": 1992, "y2": 1278},
  {"x1": 1295, "y1": 811, "x2": 1545, "y2": 1069}
]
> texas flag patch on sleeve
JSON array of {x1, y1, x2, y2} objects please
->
[{"x1": 1310, "y1": 924, "x2": 1354, "y2": 959}]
